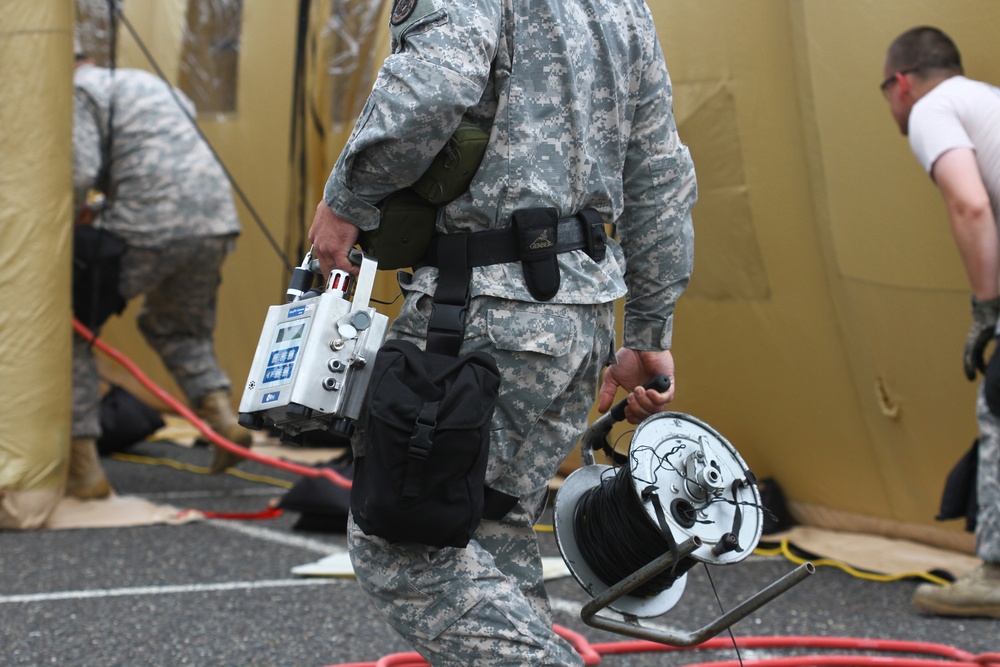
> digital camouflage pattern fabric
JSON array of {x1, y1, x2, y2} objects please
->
[
  {"x1": 71, "y1": 239, "x2": 234, "y2": 438},
  {"x1": 325, "y1": 0, "x2": 696, "y2": 350},
  {"x1": 73, "y1": 64, "x2": 240, "y2": 248},
  {"x1": 976, "y1": 388, "x2": 1000, "y2": 562},
  {"x1": 329, "y1": 0, "x2": 697, "y2": 663},
  {"x1": 71, "y1": 65, "x2": 241, "y2": 439}
]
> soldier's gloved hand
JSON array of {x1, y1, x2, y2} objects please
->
[{"x1": 963, "y1": 296, "x2": 1000, "y2": 381}]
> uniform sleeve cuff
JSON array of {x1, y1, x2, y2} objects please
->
[
  {"x1": 323, "y1": 179, "x2": 381, "y2": 232},
  {"x1": 623, "y1": 315, "x2": 673, "y2": 351}
]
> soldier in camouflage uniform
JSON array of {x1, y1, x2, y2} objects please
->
[
  {"x1": 70, "y1": 57, "x2": 252, "y2": 497},
  {"x1": 310, "y1": 0, "x2": 696, "y2": 663},
  {"x1": 882, "y1": 27, "x2": 1000, "y2": 618}
]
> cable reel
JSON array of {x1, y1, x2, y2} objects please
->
[
  {"x1": 630, "y1": 412, "x2": 763, "y2": 566},
  {"x1": 554, "y1": 377, "x2": 814, "y2": 646}
]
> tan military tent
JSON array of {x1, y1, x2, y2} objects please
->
[{"x1": 2, "y1": 0, "x2": 997, "y2": 552}]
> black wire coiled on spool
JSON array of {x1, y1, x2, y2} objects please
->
[{"x1": 573, "y1": 464, "x2": 694, "y2": 598}]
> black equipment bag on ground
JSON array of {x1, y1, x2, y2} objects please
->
[
  {"x1": 97, "y1": 384, "x2": 166, "y2": 456},
  {"x1": 350, "y1": 339, "x2": 501, "y2": 548},
  {"x1": 73, "y1": 225, "x2": 127, "y2": 331},
  {"x1": 278, "y1": 451, "x2": 355, "y2": 533},
  {"x1": 935, "y1": 439, "x2": 978, "y2": 532},
  {"x1": 757, "y1": 477, "x2": 796, "y2": 535}
]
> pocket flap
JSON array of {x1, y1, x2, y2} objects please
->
[
  {"x1": 367, "y1": 341, "x2": 500, "y2": 431},
  {"x1": 487, "y1": 308, "x2": 574, "y2": 357}
]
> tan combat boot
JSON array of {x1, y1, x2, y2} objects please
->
[
  {"x1": 912, "y1": 562, "x2": 1000, "y2": 618},
  {"x1": 197, "y1": 390, "x2": 253, "y2": 473},
  {"x1": 65, "y1": 437, "x2": 112, "y2": 499}
]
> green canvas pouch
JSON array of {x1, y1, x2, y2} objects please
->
[
  {"x1": 360, "y1": 118, "x2": 489, "y2": 270},
  {"x1": 361, "y1": 188, "x2": 438, "y2": 271},
  {"x1": 411, "y1": 118, "x2": 489, "y2": 204}
]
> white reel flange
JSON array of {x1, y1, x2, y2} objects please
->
[{"x1": 555, "y1": 412, "x2": 762, "y2": 618}]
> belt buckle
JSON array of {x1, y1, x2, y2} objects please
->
[{"x1": 578, "y1": 208, "x2": 607, "y2": 262}]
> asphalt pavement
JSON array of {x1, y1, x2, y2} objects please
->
[{"x1": 2, "y1": 437, "x2": 998, "y2": 666}]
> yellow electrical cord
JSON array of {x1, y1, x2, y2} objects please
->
[
  {"x1": 532, "y1": 523, "x2": 951, "y2": 586},
  {"x1": 753, "y1": 539, "x2": 952, "y2": 586},
  {"x1": 110, "y1": 451, "x2": 294, "y2": 489},
  {"x1": 108, "y1": 453, "x2": 956, "y2": 588}
]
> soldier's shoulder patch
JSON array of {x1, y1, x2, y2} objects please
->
[
  {"x1": 390, "y1": 0, "x2": 438, "y2": 27},
  {"x1": 390, "y1": 0, "x2": 418, "y2": 26},
  {"x1": 389, "y1": 0, "x2": 444, "y2": 46}
]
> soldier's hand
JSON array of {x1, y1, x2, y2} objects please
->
[
  {"x1": 597, "y1": 348, "x2": 675, "y2": 424},
  {"x1": 964, "y1": 296, "x2": 1000, "y2": 381},
  {"x1": 308, "y1": 202, "x2": 360, "y2": 279}
]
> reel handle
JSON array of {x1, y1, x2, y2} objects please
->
[
  {"x1": 580, "y1": 374, "x2": 672, "y2": 466},
  {"x1": 608, "y1": 374, "x2": 671, "y2": 422}
]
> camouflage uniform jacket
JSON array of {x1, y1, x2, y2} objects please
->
[
  {"x1": 73, "y1": 64, "x2": 241, "y2": 249},
  {"x1": 323, "y1": 0, "x2": 696, "y2": 350}
]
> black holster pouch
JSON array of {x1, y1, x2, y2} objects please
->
[
  {"x1": 350, "y1": 339, "x2": 502, "y2": 548},
  {"x1": 512, "y1": 207, "x2": 561, "y2": 301},
  {"x1": 73, "y1": 225, "x2": 127, "y2": 331}
]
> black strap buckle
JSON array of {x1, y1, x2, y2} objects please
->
[
  {"x1": 408, "y1": 418, "x2": 436, "y2": 462},
  {"x1": 428, "y1": 298, "x2": 467, "y2": 332},
  {"x1": 577, "y1": 208, "x2": 607, "y2": 262},
  {"x1": 402, "y1": 403, "x2": 439, "y2": 498},
  {"x1": 427, "y1": 296, "x2": 469, "y2": 357}
]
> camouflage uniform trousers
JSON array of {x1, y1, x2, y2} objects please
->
[
  {"x1": 347, "y1": 292, "x2": 615, "y2": 666},
  {"x1": 975, "y1": 385, "x2": 1000, "y2": 563},
  {"x1": 72, "y1": 236, "x2": 235, "y2": 438}
]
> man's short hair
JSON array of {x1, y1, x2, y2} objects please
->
[{"x1": 886, "y1": 26, "x2": 963, "y2": 77}]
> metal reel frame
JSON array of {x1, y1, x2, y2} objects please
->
[{"x1": 555, "y1": 408, "x2": 815, "y2": 646}]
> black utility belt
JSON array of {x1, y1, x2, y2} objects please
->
[
  {"x1": 422, "y1": 207, "x2": 607, "y2": 271},
  {"x1": 423, "y1": 207, "x2": 607, "y2": 356}
]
